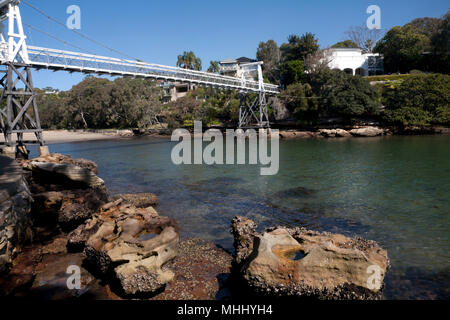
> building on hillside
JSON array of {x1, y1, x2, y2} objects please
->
[
  {"x1": 324, "y1": 48, "x2": 384, "y2": 76},
  {"x1": 160, "y1": 82, "x2": 196, "y2": 103},
  {"x1": 161, "y1": 56, "x2": 259, "y2": 103},
  {"x1": 219, "y1": 57, "x2": 258, "y2": 80}
]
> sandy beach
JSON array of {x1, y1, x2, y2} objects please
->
[{"x1": 0, "y1": 130, "x2": 133, "y2": 145}]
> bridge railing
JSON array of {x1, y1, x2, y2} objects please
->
[{"x1": 19, "y1": 46, "x2": 280, "y2": 94}]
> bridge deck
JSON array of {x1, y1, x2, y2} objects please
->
[{"x1": 1, "y1": 46, "x2": 280, "y2": 94}]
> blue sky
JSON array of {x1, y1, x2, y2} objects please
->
[{"x1": 16, "y1": 0, "x2": 450, "y2": 90}]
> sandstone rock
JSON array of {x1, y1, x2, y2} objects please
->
[
  {"x1": 319, "y1": 129, "x2": 337, "y2": 137},
  {"x1": 71, "y1": 201, "x2": 179, "y2": 297},
  {"x1": 23, "y1": 153, "x2": 99, "y2": 174},
  {"x1": 279, "y1": 131, "x2": 319, "y2": 140},
  {"x1": 30, "y1": 161, "x2": 104, "y2": 188},
  {"x1": 152, "y1": 238, "x2": 233, "y2": 300},
  {"x1": 335, "y1": 129, "x2": 352, "y2": 137},
  {"x1": 269, "y1": 97, "x2": 290, "y2": 121},
  {"x1": 231, "y1": 216, "x2": 258, "y2": 266},
  {"x1": 350, "y1": 127, "x2": 385, "y2": 137},
  {"x1": 32, "y1": 188, "x2": 109, "y2": 234},
  {"x1": 231, "y1": 216, "x2": 390, "y2": 300},
  {"x1": 113, "y1": 193, "x2": 159, "y2": 208},
  {"x1": 319, "y1": 129, "x2": 352, "y2": 138},
  {"x1": 0, "y1": 156, "x2": 33, "y2": 275},
  {"x1": 0, "y1": 247, "x2": 41, "y2": 296}
]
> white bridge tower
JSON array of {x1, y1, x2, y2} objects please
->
[{"x1": 238, "y1": 62, "x2": 270, "y2": 129}]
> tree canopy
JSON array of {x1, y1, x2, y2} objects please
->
[
  {"x1": 280, "y1": 33, "x2": 320, "y2": 62},
  {"x1": 256, "y1": 40, "x2": 281, "y2": 84},
  {"x1": 331, "y1": 40, "x2": 359, "y2": 49},
  {"x1": 176, "y1": 51, "x2": 202, "y2": 71},
  {"x1": 382, "y1": 74, "x2": 450, "y2": 126},
  {"x1": 375, "y1": 11, "x2": 449, "y2": 74},
  {"x1": 207, "y1": 61, "x2": 220, "y2": 73}
]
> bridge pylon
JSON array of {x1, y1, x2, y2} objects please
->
[
  {"x1": 238, "y1": 62, "x2": 270, "y2": 129},
  {"x1": 0, "y1": 0, "x2": 45, "y2": 156}
]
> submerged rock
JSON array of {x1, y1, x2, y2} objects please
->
[{"x1": 231, "y1": 216, "x2": 390, "y2": 300}]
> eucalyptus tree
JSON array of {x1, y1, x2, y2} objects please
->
[
  {"x1": 177, "y1": 51, "x2": 202, "y2": 71},
  {"x1": 207, "y1": 61, "x2": 220, "y2": 73}
]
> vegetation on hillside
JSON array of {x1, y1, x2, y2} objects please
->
[{"x1": 36, "y1": 10, "x2": 450, "y2": 131}]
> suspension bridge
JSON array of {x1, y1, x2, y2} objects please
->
[{"x1": 0, "y1": 0, "x2": 280, "y2": 156}]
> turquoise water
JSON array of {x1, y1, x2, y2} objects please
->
[{"x1": 30, "y1": 135, "x2": 450, "y2": 299}]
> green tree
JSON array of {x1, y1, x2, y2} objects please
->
[
  {"x1": 432, "y1": 12, "x2": 450, "y2": 54},
  {"x1": 37, "y1": 91, "x2": 66, "y2": 129},
  {"x1": 207, "y1": 60, "x2": 220, "y2": 73},
  {"x1": 406, "y1": 17, "x2": 442, "y2": 40},
  {"x1": 382, "y1": 74, "x2": 450, "y2": 126},
  {"x1": 280, "y1": 60, "x2": 304, "y2": 87},
  {"x1": 256, "y1": 40, "x2": 281, "y2": 84},
  {"x1": 280, "y1": 32, "x2": 320, "y2": 63},
  {"x1": 308, "y1": 69, "x2": 381, "y2": 119},
  {"x1": 374, "y1": 25, "x2": 430, "y2": 73},
  {"x1": 331, "y1": 40, "x2": 358, "y2": 48},
  {"x1": 176, "y1": 51, "x2": 202, "y2": 71},
  {"x1": 280, "y1": 83, "x2": 318, "y2": 124}
]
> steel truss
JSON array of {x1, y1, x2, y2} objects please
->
[
  {"x1": 0, "y1": 1, "x2": 279, "y2": 149},
  {"x1": 238, "y1": 91, "x2": 270, "y2": 129},
  {"x1": 0, "y1": 62, "x2": 44, "y2": 147},
  {"x1": 238, "y1": 62, "x2": 270, "y2": 128}
]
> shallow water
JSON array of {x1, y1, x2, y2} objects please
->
[{"x1": 30, "y1": 134, "x2": 450, "y2": 299}]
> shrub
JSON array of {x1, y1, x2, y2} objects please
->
[
  {"x1": 382, "y1": 74, "x2": 450, "y2": 126},
  {"x1": 308, "y1": 69, "x2": 382, "y2": 119}
]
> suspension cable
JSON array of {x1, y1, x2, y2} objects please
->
[
  {"x1": 21, "y1": 0, "x2": 141, "y2": 61},
  {"x1": 23, "y1": 23, "x2": 97, "y2": 55}
]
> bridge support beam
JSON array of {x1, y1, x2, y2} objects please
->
[
  {"x1": 0, "y1": 62, "x2": 44, "y2": 151},
  {"x1": 238, "y1": 90, "x2": 270, "y2": 129}
]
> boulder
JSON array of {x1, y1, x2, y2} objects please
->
[
  {"x1": 69, "y1": 201, "x2": 179, "y2": 297},
  {"x1": 23, "y1": 153, "x2": 99, "y2": 174},
  {"x1": 269, "y1": 97, "x2": 290, "y2": 121},
  {"x1": 319, "y1": 129, "x2": 352, "y2": 138},
  {"x1": 279, "y1": 131, "x2": 319, "y2": 140},
  {"x1": 231, "y1": 216, "x2": 258, "y2": 266},
  {"x1": 231, "y1": 216, "x2": 390, "y2": 300},
  {"x1": 319, "y1": 129, "x2": 337, "y2": 137},
  {"x1": 29, "y1": 162, "x2": 104, "y2": 188},
  {"x1": 335, "y1": 129, "x2": 352, "y2": 137},
  {"x1": 32, "y1": 188, "x2": 109, "y2": 234},
  {"x1": 350, "y1": 127, "x2": 385, "y2": 137}
]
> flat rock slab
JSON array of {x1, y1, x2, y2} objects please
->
[{"x1": 30, "y1": 162, "x2": 104, "y2": 188}]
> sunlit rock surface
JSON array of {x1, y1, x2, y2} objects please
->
[{"x1": 231, "y1": 216, "x2": 390, "y2": 300}]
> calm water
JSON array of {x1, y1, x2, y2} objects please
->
[{"x1": 30, "y1": 135, "x2": 450, "y2": 300}]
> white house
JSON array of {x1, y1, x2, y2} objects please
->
[
  {"x1": 219, "y1": 57, "x2": 258, "y2": 80},
  {"x1": 325, "y1": 48, "x2": 384, "y2": 76}
]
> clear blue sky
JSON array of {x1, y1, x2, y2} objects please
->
[{"x1": 17, "y1": 0, "x2": 449, "y2": 90}]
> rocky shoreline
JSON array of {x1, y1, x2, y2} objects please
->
[
  {"x1": 18, "y1": 125, "x2": 449, "y2": 145},
  {"x1": 0, "y1": 153, "x2": 390, "y2": 300}
]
